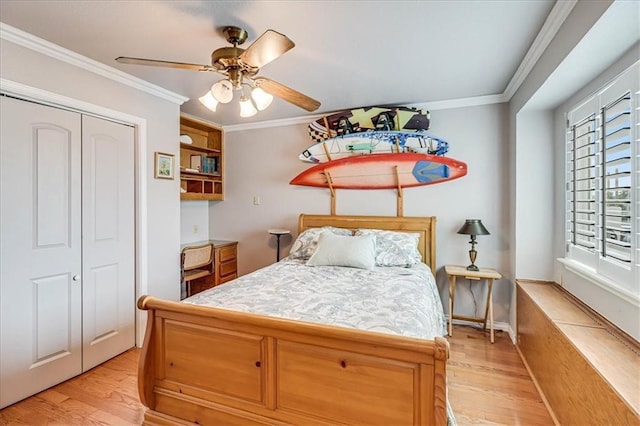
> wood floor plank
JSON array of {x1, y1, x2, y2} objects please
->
[
  {"x1": 446, "y1": 325, "x2": 554, "y2": 425},
  {"x1": 0, "y1": 327, "x2": 552, "y2": 425},
  {"x1": 0, "y1": 348, "x2": 144, "y2": 425}
]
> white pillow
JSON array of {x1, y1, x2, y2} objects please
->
[
  {"x1": 307, "y1": 232, "x2": 376, "y2": 269},
  {"x1": 354, "y1": 229, "x2": 422, "y2": 267},
  {"x1": 289, "y1": 226, "x2": 353, "y2": 259}
]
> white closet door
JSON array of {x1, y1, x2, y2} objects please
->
[
  {"x1": 0, "y1": 96, "x2": 83, "y2": 408},
  {"x1": 81, "y1": 115, "x2": 135, "y2": 370}
]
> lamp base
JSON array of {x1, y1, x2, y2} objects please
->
[{"x1": 466, "y1": 244, "x2": 479, "y2": 272}]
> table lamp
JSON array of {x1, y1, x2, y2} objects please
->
[{"x1": 457, "y1": 219, "x2": 490, "y2": 271}]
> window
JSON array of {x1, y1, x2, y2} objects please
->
[
  {"x1": 602, "y1": 93, "x2": 632, "y2": 263},
  {"x1": 566, "y1": 63, "x2": 638, "y2": 293}
]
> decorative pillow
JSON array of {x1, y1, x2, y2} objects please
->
[
  {"x1": 354, "y1": 229, "x2": 422, "y2": 267},
  {"x1": 288, "y1": 226, "x2": 353, "y2": 259},
  {"x1": 307, "y1": 232, "x2": 376, "y2": 269}
]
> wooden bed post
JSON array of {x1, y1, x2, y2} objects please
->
[
  {"x1": 433, "y1": 337, "x2": 450, "y2": 426},
  {"x1": 136, "y1": 295, "x2": 156, "y2": 410}
]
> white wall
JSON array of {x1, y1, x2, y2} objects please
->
[
  {"x1": 0, "y1": 39, "x2": 183, "y2": 308},
  {"x1": 180, "y1": 200, "x2": 210, "y2": 244},
  {"x1": 206, "y1": 103, "x2": 513, "y2": 323},
  {"x1": 514, "y1": 110, "x2": 554, "y2": 280}
]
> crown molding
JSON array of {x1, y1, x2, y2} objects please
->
[
  {"x1": 502, "y1": 0, "x2": 577, "y2": 100},
  {"x1": 224, "y1": 94, "x2": 508, "y2": 133},
  {"x1": 224, "y1": 113, "x2": 326, "y2": 133},
  {"x1": 0, "y1": 22, "x2": 188, "y2": 105},
  {"x1": 409, "y1": 93, "x2": 508, "y2": 111}
]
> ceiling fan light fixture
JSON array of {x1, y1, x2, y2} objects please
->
[
  {"x1": 239, "y1": 95, "x2": 258, "y2": 118},
  {"x1": 211, "y1": 79, "x2": 234, "y2": 103},
  {"x1": 116, "y1": 26, "x2": 321, "y2": 116},
  {"x1": 199, "y1": 92, "x2": 218, "y2": 112},
  {"x1": 251, "y1": 87, "x2": 273, "y2": 111}
]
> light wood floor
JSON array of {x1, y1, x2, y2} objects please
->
[
  {"x1": 447, "y1": 325, "x2": 553, "y2": 425},
  {"x1": 0, "y1": 324, "x2": 553, "y2": 425}
]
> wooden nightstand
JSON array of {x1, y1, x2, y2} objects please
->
[
  {"x1": 444, "y1": 265, "x2": 501, "y2": 343},
  {"x1": 213, "y1": 240, "x2": 238, "y2": 285}
]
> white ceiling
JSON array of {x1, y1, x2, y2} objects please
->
[{"x1": 0, "y1": 0, "x2": 557, "y2": 126}]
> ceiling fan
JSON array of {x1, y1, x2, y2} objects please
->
[{"x1": 116, "y1": 26, "x2": 321, "y2": 115}]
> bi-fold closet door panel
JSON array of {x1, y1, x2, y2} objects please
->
[
  {"x1": 81, "y1": 115, "x2": 135, "y2": 371},
  {"x1": 0, "y1": 96, "x2": 135, "y2": 408},
  {"x1": 0, "y1": 96, "x2": 83, "y2": 409}
]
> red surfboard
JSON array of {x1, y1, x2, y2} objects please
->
[{"x1": 290, "y1": 153, "x2": 467, "y2": 190}]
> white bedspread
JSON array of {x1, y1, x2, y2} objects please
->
[{"x1": 184, "y1": 258, "x2": 447, "y2": 340}]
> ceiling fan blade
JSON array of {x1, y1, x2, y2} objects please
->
[
  {"x1": 255, "y1": 77, "x2": 320, "y2": 112},
  {"x1": 115, "y1": 56, "x2": 214, "y2": 72},
  {"x1": 239, "y1": 30, "x2": 295, "y2": 69}
]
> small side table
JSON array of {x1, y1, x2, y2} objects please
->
[
  {"x1": 268, "y1": 229, "x2": 290, "y2": 261},
  {"x1": 444, "y1": 265, "x2": 501, "y2": 343}
]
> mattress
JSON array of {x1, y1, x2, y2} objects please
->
[{"x1": 184, "y1": 258, "x2": 447, "y2": 340}]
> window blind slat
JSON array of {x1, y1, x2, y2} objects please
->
[{"x1": 601, "y1": 91, "x2": 632, "y2": 264}]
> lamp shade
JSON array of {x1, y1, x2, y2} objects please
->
[
  {"x1": 457, "y1": 219, "x2": 490, "y2": 236},
  {"x1": 211, "y1": 80, "x2": 234, "y2": 103},
  {"x1": 239, "y1": 95, "x2": 258, "y2": 117},
  {"x1": 198, "y1": 92, "x2": 218, "y2": 112},
  {"x1": 251, "y1": 87, "x2": 273, "y2": 111}
]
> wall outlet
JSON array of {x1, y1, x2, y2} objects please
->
[
  {"x1": 192, "y1": 225, "x2": 199, "y2": 234},
  {"x1": 253, "y1": 196, "x2": 261, "y2": 205}
]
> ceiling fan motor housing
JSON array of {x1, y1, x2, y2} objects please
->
[
  {"x1": 211, "y1": 46, "x2": 244, "y2": 70},
  {"x1": 223, "y1": 26, "x2": 248, "y2": 45}
]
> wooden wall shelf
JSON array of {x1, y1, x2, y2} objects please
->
[{"x1": 179, "y1": 116, "x2": 224, "y2": 201}]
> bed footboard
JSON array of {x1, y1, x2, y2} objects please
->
[{"x1": 137, "y1": 295, "x2": 449, "y2": 426}]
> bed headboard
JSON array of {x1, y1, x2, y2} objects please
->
[{"x1": 298, "y1": 214, "x2": 437, "y2": 275}]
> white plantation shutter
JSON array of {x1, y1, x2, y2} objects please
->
[
  {"x1": 602, "y1": 92, "x2": 632, "y2": 263},
  {"x1": 566, "y1": 63, "x2": 638, "y2": 292},
  {"x1": 569, "y1": 112, "x2": 598, "y2": 251}
]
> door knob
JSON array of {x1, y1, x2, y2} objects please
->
[{"x1": 72, "y1": 274, "x2": 80, "y2": 281}]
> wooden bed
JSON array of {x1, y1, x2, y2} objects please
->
[{"x1": 137, "y1": 214, "x2": 449, "y2": 425}]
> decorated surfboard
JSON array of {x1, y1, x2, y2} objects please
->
[
  {"x1": 299, "y1": 130, "x2": 449, "y2": 163},
  {"x1": 308, "y1": 106, "x2": 430, "y2": 143},
  {"x1": 290, "y1": 153, "x2": 467, "y2": 190}
]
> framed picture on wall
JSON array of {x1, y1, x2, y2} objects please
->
[{"x1": 154, "y1": 152, "x2": 175, "y2": 179}]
